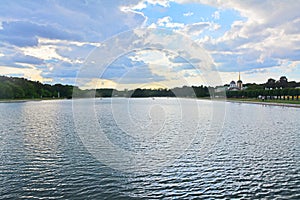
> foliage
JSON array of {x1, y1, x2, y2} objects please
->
[
  {"x1": 226, "y1": 76, "x2": 300, "y2": 100},
  {"x1": 0, "y1": 76, "x2": 210, "y2": 99},
  {"x1": 226, "y1": 88, "x2": 300, "y2": 99},
  {"x1": 95, "y1": 86, "x2": 209, "y2": 98},
  {"x1": 1, "y1": 75, "x2": 299, "y2": 100},
  {"x1": 0, "y1": 76, "x2": 76, "y2": 99}
]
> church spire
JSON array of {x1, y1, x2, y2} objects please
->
[{"x1": 237, "y1": 71, "x2": 243, "y2": 90}]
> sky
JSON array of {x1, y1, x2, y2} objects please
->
[{"x1": 1, "y1": 0, "x2": 300, "y2": 89}]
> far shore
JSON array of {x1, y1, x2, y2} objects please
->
[
  {"x1": 225, "y1": 98, "x2": 300, "y2": 108},
  {"x1": 0, "y1": 98, "x2": 67, "y2": 103},
  {"x1": 1, "y1": 97, "x2": 300, "y2": 108}
]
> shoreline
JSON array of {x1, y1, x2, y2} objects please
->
[
  {"x1": 0, "y1": 98, "x2": 66, "y2": 103},
  {"x1": 1, "y1": 97, "x2": 300, "y2": 108},
  {"x1": 0, "y1": 99, "x2": 41, "y2": 103},
  {"x1": 226, "y1": 99, "x2": 300, "y2": 108}
]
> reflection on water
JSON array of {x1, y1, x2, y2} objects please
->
[
  {"x1": 73, "y1": 98, "x2": 223, "y2": 173},
  {"x1": 0, "y1": 99, "x2": 299, "y2": 199}
]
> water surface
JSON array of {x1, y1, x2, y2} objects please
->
[{"x1": 0, "y1": 98, "x2": 299, "y2": 199}]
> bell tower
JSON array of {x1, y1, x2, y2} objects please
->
[{"x1": 237, "y1": 72, "x2": 243, "y2": 90}]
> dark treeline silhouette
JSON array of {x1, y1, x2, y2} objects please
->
[
  {"x1": 2, "y1": 75, "x2": 300, "y2": 100},
  {"x1": 0, "y1": 76, "x2": 210, "y2": 99},
  {"x1": 0, "y1": 76, "x2": 75, "y2": 99},
  {"x1": 95, "y1": 85, "x2": 210, "y2": 98},
  {"x1": 227, "y1": 88, "x2": 300, "y2": 100},
  {"x1": 92, "y1": 85, "x2": 209, "y2": 98}
]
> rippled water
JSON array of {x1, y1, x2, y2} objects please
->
[{"x1": 0, "y1": 98, "x2": 299, "y2": 199}]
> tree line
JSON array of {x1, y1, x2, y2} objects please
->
[
  {"x1": 0, "y1": 76, "x2": 210, "y2": 99},
  {"x1": 79, "y1": 86, "x2": 210, "y2": 98},
  {"x1": 1, "y1": 75, "x2": 299, "y2": 100},
  {"x1": 226, "y1": 88, "x2": 300, "y2": 100},
  {"x1": 226, "y1": 76, "x2": 300, "y2": 100},
  {"x1": 0, "y1": 76, "x2": 75, "y2": 99}
]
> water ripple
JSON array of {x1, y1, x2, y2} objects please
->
[{"x1": 0, "y1": 99, "x2": 299, "y2": 199}]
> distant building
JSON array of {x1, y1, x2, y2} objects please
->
[
  {"x1": 229, "y1": 80, "x2": 236, "y2": 89},
  {"x1": 237, "y1": 72, "x2": 243, "y2": 89},
  {"x1": 228, "y1": 72, "x2": 243, "y2": 91}
]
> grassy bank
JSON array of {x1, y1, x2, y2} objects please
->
[
  {"x1": 0, "y1": 98, "x2": 67, "y2": 103},
  {"x1": 227, "y1": 98, "x2": 300, "y2": 105}
]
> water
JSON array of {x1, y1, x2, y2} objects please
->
[{"x1": 0, "y1": 98, "x2": 299, "y2": 199}]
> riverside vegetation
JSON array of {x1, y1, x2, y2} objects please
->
[{"x1": 1, "y1": 75, "x2": 300, "y2": 102}]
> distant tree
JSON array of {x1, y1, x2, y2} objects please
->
[
  {"x1": 289, "y1": 88, "x2": 297, "y2": 100},
  {"x1": 245, "y1": 83, "x2": 264, "y2": 90},
  {"x1": 274, "y1": 88, "x2": 283, "y2": 100},
  {"x1": 0, "y1": 83, "x2": 13, "y2": 98},
  {"x1": 1, "y1": 75, "x2": 300, "y2": 100},
  {"x1": 266, "y1": 78, "x2": 276, "y2": 89},
  {"x1": 287, "y1": 81, "x2": 297, "y2": 88},
  {"x1": 296, "y1": 89, "x2": 300, "y2": 100},
  {"x1": 277, "y1": 76, "x2": 288, "y2": 88}
]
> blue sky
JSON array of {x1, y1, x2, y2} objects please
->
[{"x1": 1, "y1": 0, "x2": 300, "y2": 89}]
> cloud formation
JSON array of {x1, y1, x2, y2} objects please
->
[
  {"x1": 0, "y1": 0, "x2": 299, "y2": 87},
  {"x1": 0, "y1": 0, "x2": 147, "y2": 84},
  {"x1": 175, "y1": 0, "x2": 300, "y2": 76}
]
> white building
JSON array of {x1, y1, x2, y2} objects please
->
[{"x1": 228, "y1": 72, "x2": 243, "y2": 91}]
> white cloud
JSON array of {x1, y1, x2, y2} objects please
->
[
  {"x1": 74, "y1": 28, "x2": 221, "y2": 88},
  {"x1": 19, "y1": 45, "x2": 74, "y2": 64},
  {"x1": 120, "y1": 0, "x2": 173, "y2": 18},
  {"x1": 148, "y1": 23, "x2": 157, "y2": 28},
  {"x1": 157, "y1": 16, "x2": 171, "y2": 26},
  {"x1": 0, "y1": 0, "x2": 147, "y2": 83},
  {"x1": 212, "y1": 11, "x2": 220, "y2": 20},
  {"x1": 0, "y1": 65, "x2": 52, "y2": 82},
  {"x1": 144, "y1": 0, "x2": 173, "y2": 7},
  {"x1": 16, "y1": 37, "x2": 99, "y2": 69},
  {"x1": 173, "y1": 0, "x2": 300, "y2": 79},
  {"x1": 125, "y1": 1, "x2": 148, "y2": 10},
  {"x1": 38, "y1": 37, "x2": 102, "y2": 47},
  {"x1": 129, "y1": 50, "x2": 176, "y2": 80},
  {"x1": 155, "y1": 16, "x2": 220, "y2": 37},
  {"x1": 79, "y1": 78, "x2": 118, "y2": 89},
  {"x1": 2, "y1": 0, "x2": 299, "y2": 86},
  {"x1": 157, "y1": 16, "x2": 185, "y2": 28},
  {"x1": 183, "y1": 12, "x2": 194, "y2": 17},
  {"x1": 180, "y1": 21, "x2": 220, "y2": 37},
  {"x1": 182, "y1": 22, "x2": 210, "y2": 36}
]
